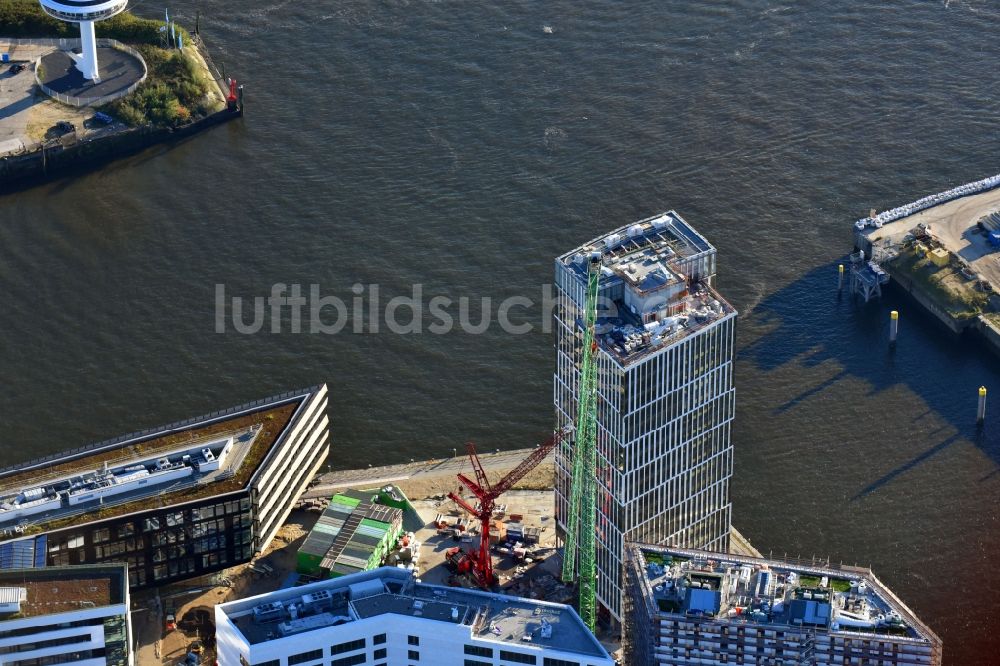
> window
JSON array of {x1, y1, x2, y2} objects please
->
[
  {"x1": 408, "y1": 636, "x2": 420, "y2": 645},
  {"x1": 251, "y1": 661, "x2": 279, "y2": 666},
  {"x1": 465, "y1": 662, "x2": 492, "y2": 666},
  {"x1": 331, "y1": 638, "x2": 365, "y2": 655},
  {"x1": 374, "y1": 648, "x2": 386, "y2": 660},
  {"x1": 165, "y1": 511, "x2": 184, "y2": 527},
  {"x1": 543, "y1": 659, "x2": 580, "y2": 666},
  {"x1": 373, "y1": 634, "x2": 386, "y2": 645},
  {"x1": 331, "y1": 655, "x2": 366, "y2": 666},
  {"x1": 93, "y1": 528, "x2": 110, "y2": 543},
  {"x1": 288, "y1": 649, "x2": 323, "y2": 665},
  {"x1": 408, "y1": 650, "x2": 420, "y2": 660},
  {"x1": 465, "y1": 645, "x2": 493, "y2": 657},
  {"x1": 501, "y1": 650, "x2": 537, "y2": 664}
]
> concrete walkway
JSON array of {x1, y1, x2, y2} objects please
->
[{"x1": 304, "y1": 447, "x2": 545, "y2": 498}]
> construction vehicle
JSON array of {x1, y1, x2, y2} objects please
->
[
  {"x1": 561, "y1": 252, "x2": 602, "y2": 631},
  {"x1": 447, "y1": 428, "x2": 568, "y2": 589}
]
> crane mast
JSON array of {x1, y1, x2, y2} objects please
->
[
  {"x1": 448, "y1": 429, "x2": 567, "y2": 590},
  {"x1": 561, "y1": 253, "x2": 601, "y2": 631}
]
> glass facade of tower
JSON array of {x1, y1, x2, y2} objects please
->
[{"x1": 554, "y1": 211, "x2": 736, "y2": 623}]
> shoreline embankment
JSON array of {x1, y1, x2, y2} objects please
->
[{"x1": 0, "y1": 33, "x2": 240, "y2": 193}]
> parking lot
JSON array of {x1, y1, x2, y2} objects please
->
[
  {"x1": 0, "y1": 43, "x2": 126, "y2": 157},
  {"x1": 0, "y1": 48, "x2": 45, "y2": 155}
]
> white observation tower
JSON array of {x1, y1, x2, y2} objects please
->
[{"x1": 38, "y1": 0, "x2": 128, "y2": 81}]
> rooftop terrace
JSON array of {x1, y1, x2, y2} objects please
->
[
  {"x1": 0, "y1": 564, "x2": 126, "y2": 619},
  {"x1": 220, "y1": 567, "x2": 609, "y2": 660},
  {"x1": 632, "y1": 545, "x2": 940, "y2": 645},
  {"x1": 558, "y1": 212, "x2": 735, "y2": 365},
  {"x1": 0, "y1": 392, "x2": 307, "y2": 542}
]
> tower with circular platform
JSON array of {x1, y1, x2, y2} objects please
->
[{"x1": 38, "y1": 0, "x2": 129, "y2": 81}]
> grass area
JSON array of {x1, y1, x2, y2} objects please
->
[
  {"x1": 795, "y1": 575, "x2": 853, "y2": 592},
  {"x1": 9, "y1": 401, "x2": 300, "y2": 538},
  {"x1": 106, "y1": 45, "x2": 214, "y2": 127},
  {"x1": 891, "y1": 247, "x2": 989, "y2": 319},
  {"x1": 0, "y1": 0, "x2": 190, "y2": 43},
  {"x1": 644, "y1": 551, "x2": 670, "y2": 566},
  {"x1": 830, "y1": 578, "x2": 853, "y2": 593}
]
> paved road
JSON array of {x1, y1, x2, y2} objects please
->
[
  {"x1": 304, "y1": 447, "x2": 546, "y2": 499},
  {"x1": 0, "y1": 47, "x2": 46, "y2": 155}
]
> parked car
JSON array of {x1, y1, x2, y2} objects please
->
[
  {"x1": 164, "y1": 614, "x2": 176, "y2": 632},
  {"x1": 55, "y1": 121, "x2": 75, "y2": 134},
  {"x1": 7, "y1": 63, "x2": 25, "y2": 75},
  {"x1": 92, "y1": 111, "x2": 113, "y2": 125}
]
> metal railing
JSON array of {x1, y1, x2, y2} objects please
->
[
  {"x1": 32, "y1": 38, "x2": 148, "y2": 107},
  {"x1": 190, "y1": 33, "x2": 229, "y2": 99},
  {"x1": 0, "y1": 37, "x2": 80, "y2": 48}
]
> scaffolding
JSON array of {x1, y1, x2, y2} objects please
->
[
  {"x1": 561, "y1": 254, "x2": 600, "y2": 632},
  {"x1": 849, "y1": 250, "x2": 890, "y2": 302}
]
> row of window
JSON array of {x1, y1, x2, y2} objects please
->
[
  {"x1": 0, "y1": 633, "x2": 91, "y2": 655},
  {"x1": 88, "y1": 499, "x2": 253, "y2": 544}
]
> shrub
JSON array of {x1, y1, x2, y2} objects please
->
[{"x1": 106, "y1": 48, "x2": 210, "y2": 127}]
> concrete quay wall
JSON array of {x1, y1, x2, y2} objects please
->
[{"x1": 0, "y1": 108, "x2": 239, "y2": 193}]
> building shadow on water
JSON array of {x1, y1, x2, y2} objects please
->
[{"x1": 738, "y1": 261, "x2": 1000, "y2": 495}]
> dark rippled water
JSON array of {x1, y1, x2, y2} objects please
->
[{"x1": 2, "y1": 0, "x2": 1000, "y2": 661}]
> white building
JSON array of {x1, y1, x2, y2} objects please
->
[
  {"x1": 38, "y1": 0, "x2": 129, "y2": 81},
  {"x1": 554, "y1": 211, "x2": 737, "y2": 624},
  {"x1": 0, "y1": 563, "x2": 133, "y2": 666},
  {"x1": 215, "y1": 567, "x2": 613, "y2": 666},
  {"x1": 625, "y1": 544, "x2": 943, "y2": 666}
]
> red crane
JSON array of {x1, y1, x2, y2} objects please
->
[{"x1": 447, "y1": 429, "x2": 567, "y2": 589}]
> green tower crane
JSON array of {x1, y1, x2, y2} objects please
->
[{"x1": 561, "y1": 252, "x2": 600, "y2": 632}]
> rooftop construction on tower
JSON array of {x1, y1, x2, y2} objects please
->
[{"x1": 556, "y1": 211, "x2": 736, "y2": 365}]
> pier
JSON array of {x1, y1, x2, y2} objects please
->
[{"x1": 853, "y1": 174, "x2": 1000, "y2": 354}]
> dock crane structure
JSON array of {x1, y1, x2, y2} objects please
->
[
  {"x1": 447, "y1": 429, "x2": 568, "y2": 590},
  {"x1": 561, "y1": 252, "x2": 601, "y2": 631}
]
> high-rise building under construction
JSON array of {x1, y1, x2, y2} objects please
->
[{"x1": 554, "y1": 211, "x2": 737, "y2": 624}]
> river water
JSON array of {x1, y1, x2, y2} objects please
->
[{"x1": 1, "y1": 0, "x2": 999, "y2": 660}]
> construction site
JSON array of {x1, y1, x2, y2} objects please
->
[
  {"x1": 132, "y1": 440, "x2": 768, "y2": 665},
  {"x1": 853, "y1": 176, "x2": 1000, "y2": 347},
  {"x1": 131, "y1": 447, "x2": 608, "y2": 664}
]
